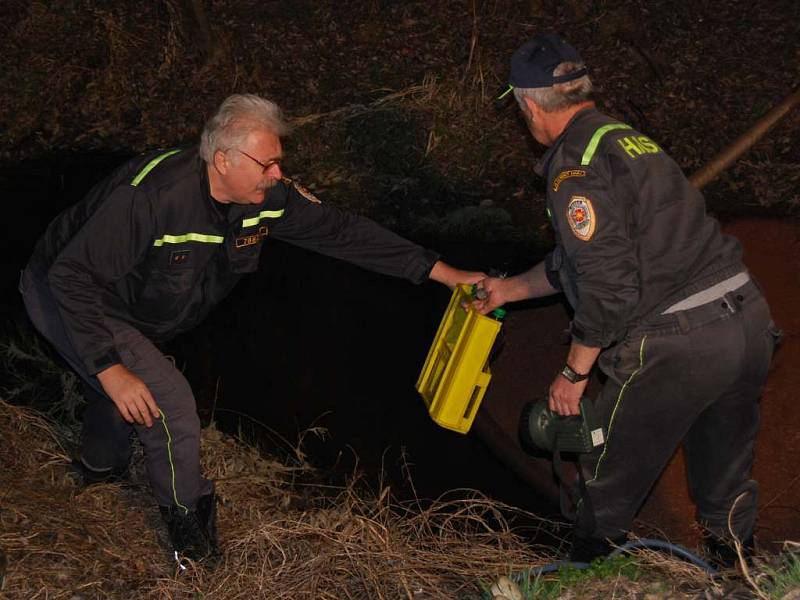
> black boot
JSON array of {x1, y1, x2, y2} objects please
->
[
  {"x1": 70, "y1": 457, "x2": 130, "y2": 486},
  {"x1": 196, "y1": 492, "x2": 219, "y2": 554},
  {"x1": 701, "y1": 533, "x2": 755, "y2": 570},
  {"x1": 160, "y1": 491, "x2": 219, "y2": 567}
]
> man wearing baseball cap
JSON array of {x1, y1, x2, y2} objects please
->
[{"x1": 476, "y1": 33, "x2": 778, "y2": 565}]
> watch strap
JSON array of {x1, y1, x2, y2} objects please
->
[{"x1": 561, "y1": 363, "x2": 589, "y2": 383}]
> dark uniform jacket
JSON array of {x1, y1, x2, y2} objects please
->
[
  {"x1": 539, "y1": 108, "x2": 743, "y2": 348},
  {"x1": 28, "y1": 147, "x2": 439, "y2": 375}
]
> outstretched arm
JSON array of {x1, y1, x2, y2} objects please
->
[
  {"x1": 471, "y1": 260, "x2": 560, "y2": 314},
  {"x1": 428, "y1": 260, "x2": 485, "y2": 289}
]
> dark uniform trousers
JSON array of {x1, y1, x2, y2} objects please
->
[
  {"x1": 20, "y1": 267, "x2": 213, "y2": 509},
  {"x1": 576, "y1": 277, "x2": 778, "y2": 542}
]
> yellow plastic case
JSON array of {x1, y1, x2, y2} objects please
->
[{"x1": 416, "y1": 284, "x2": 502, "y2": 434}]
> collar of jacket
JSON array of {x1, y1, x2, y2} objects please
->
[{"x1": 534, "y1": 106, "x2": 598, "y2": 177}]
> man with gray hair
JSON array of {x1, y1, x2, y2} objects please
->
[
  {"x1": 20, "y1": 93, "x2": 482, "y2": 567},
  {"x1": 476, "y1": 34, "x2": 777, "y2": 565}
]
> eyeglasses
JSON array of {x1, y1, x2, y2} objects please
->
[{"x1": 238, "y1": 149, "x2": 282, "y2": 174}]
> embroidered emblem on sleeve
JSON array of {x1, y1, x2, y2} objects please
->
[
  {"x1": 552, "y1": 169, "x2": 586, "y2": 192},
  {"x1": 294, "y1": 182, "x2": 321, "y2": 204},
  {"x1": 281, "y1": 176, "x2": 322, "y2": 204},
  {"x1": 567, "y1": 196, "x2": 596, "y2": 241}
]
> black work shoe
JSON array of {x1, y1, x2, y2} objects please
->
[
  {"x1": 69, "y1": 458, "x2": 130, "y2": 486},
  {"x1": 701, "y1": 533, "x2": 755, "y2": 570},
  {"x1": 569, "y1": 534, "x2": 627, "y2": 563},
  {"x1": 196, "y1": 492, "x2": 218, "y2": 554},
  {"x1": 160, "y1": 491, "x2": 220, "y2": 569}
]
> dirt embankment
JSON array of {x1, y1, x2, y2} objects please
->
[{"x1": 1, "y1": 0, "x2": 798, "y2": 236}]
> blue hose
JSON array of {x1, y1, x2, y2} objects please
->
[
  {"x1": 511, "y1": 538, "x2": 718, "y2": 583},
  {"x1": 515, "y1": 559, "x2": 590, "y2": 577},
  {"x1": 609, "y1": 538, "x2": 718, "y2": 574}
]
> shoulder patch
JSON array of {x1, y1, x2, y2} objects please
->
[
  {"x1": 283, "y1": 177, "x2": 321, "y2": 204},
  {"x1": 295, "y1": 183, "x2": 321, "y2": 204},
  {"x1": 552, "y1": 169, "x2": 586, "y2": 192},
  {"x1": 566, "y1": 196, "x2": 596, "y2": 241}
]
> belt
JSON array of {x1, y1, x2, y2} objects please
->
[{"x1": 662, "y1": 271, "x2": 750, "y2": 314}]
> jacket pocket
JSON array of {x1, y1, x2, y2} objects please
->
[
  {"x1": 227, "y1": 240, "x2": 261, "y2": 273},
  {"x1": 766, "y1": 321, "x2": 783, "y2": 348},
  {"x1": 755, "y1": 320, "x2": 783, "y2": 384},
  {"x1": 142, "y1": 268, "x2": 194, "y2": 294},
  {"x1": 136, "y1": 268, "x2": 196, "y2": 318},
  {"x1": 598, "y1": 334, "x2": 648, "y2": 386}
]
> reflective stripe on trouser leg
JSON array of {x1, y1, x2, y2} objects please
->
[
  {"x1": 159, "y1": 411, "x2": 189, "y2": 514},
  {"x1": 107, "y1": 318, "x2": 213, "y2": 509},
  {"x1": 20, "y1": 267, "x2": 213, "y2": 507},
  {"x1": 577, "y1": 331, "x2": 701, "y2": 540},
  {"x1": 577, "y1": 289, "x2": 771, "y2": 541},
  {"x1": 590, "y1": 335, "x2": 648, "y2": 484}
]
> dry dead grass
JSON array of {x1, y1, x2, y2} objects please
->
[
  {"x1": 0, "y1": 397, "x2": 784, "y2": 599},
  {"x1": 0, "y1": 398, "x2": 559, "y2": 598}
]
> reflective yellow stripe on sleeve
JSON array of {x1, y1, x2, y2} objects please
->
[
  {"x1": 242, "y1": 209, "x2": 285, "y2": 228},
  {"x1": 131, "y1": 149, "x2": 182, "y2": 186},
  {"x1": 580, "y1": 124, "x2": 632, "y2": 166},
  {"x1": 153, "y1": 233, "x2": 224, "y2": 247}
]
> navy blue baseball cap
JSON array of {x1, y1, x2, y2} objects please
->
[{"x1": 499, "y1": 34, "x2": 586, "y2": 98}]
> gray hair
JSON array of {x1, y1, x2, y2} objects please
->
[
  {"x1": 199, "y1": 94, "x2": 291, "y2": 163},
  {"x1": 513, "y1": 61, "x2": 593, "y2": 113}
]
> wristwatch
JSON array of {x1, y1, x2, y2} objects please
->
[{"x1": 560, "y1": 363, "x2": 590, "y2": 384}]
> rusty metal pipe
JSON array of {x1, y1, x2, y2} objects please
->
[{"x1": 689, "y1": 88, "x2": 800, "y2": 189}]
